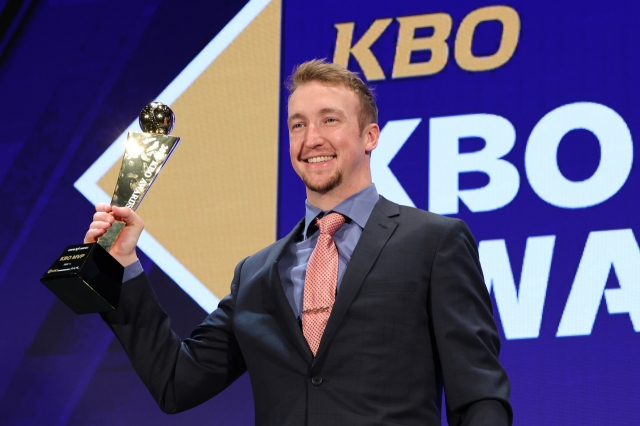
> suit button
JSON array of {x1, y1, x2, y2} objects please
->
[{"x1": 311, "y1": 376, "x2": 323, "y2": 386}]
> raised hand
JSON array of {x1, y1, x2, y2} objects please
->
[{"x1": 84, "y1": 203, "x2": 145, "y2": 267}]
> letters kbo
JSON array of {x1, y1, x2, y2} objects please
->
[
  {"x1": 370, "y1": 103, "x2": 637, "y2": 340},
  {"x1": 333, "y1": 6, "x2": 520, "y2": 81}
]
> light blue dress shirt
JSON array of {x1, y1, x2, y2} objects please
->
[{"x1": 277, "y1": 184, "x2": 379, "y2": 319}]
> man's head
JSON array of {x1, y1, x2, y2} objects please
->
[
  {"x1": 286, "y1": 59, "x2": 380, "y2": 209},
  {"x1": 286, "y1": 59, "x2": 378, "y2": 134}
]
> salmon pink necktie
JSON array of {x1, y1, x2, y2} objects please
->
[{"x1": 302, "y1": 212, "x2": 346, "y2": 356}]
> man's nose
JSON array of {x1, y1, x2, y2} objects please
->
[{"x1": 304, "y1": 123, "x2": 324, "y2": 147}]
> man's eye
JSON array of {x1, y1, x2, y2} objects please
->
[
  {"x1": 326, "y1": 118, "x2": 337, "y2": 123},
  {"x1": 292, "y1": 123, "x2": 303, "y2": 129}
]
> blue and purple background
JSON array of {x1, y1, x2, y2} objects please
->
[{"x1": 1, "y1": 1, "x2": 639, "y2": 424}]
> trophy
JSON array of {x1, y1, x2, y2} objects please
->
[{"x1": 40, "y1": 102, "x2": 181, "y2": 314}]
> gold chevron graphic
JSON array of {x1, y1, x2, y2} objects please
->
[{"x1": 98, "y1": 0, "x2": 281, "y2": 300}]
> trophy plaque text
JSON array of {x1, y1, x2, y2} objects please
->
[{"x1": 40, "y1": 102, "x2": 181, "y2": 314}]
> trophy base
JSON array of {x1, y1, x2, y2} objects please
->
[{"x1": 40, "y1": 243, "x2": 123, "y2": 314}]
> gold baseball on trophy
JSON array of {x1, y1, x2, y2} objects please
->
[{"x1": 139, "y1": 102, "x2": 175, "y2": 135}]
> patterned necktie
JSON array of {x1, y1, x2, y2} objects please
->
[{"x1": 302, "y1": 212, "x2": 346, "y2": 356}]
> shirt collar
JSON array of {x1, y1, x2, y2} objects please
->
[{"x1": 303, "y1": 184, "x2": 380, "y2": 239}]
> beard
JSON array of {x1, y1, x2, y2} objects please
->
[{"x1": 301, "y1": 169, "x2": 342, "y2": 194}]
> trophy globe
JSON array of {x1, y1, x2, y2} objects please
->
[{"x1": 139, "y1": 102, "x2": 176, "y2": 135}]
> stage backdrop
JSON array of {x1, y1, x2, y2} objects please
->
[{"x1": 0, "y1": 0, "x2": 638, "y2": 424}]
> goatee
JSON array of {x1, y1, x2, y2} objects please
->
[{"x1": 302, "y1": 171, "x2": 342, "y2": 194}]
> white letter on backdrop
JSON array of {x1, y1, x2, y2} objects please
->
[
  {"x1": 429, "y1": 114, "x2": 519, "y2": 215},
  {"x1": 557, "y1": 229, "x2": 640, "y2": 337},
  {"x1": 479, "y1": 236, "x2": 555, "y2": 339},
  {"x1": 372, "y1": 119, "x2": 422, "y2": 207},
  {"x1": 525, "y1": 102, "x2": 632, "y2": 209}
]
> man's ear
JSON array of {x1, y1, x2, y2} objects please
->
[{"x1": 363, "y1": 123, "x2": 380, "y2": 153}]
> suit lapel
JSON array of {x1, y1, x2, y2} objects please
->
[
  {"x1": 314, "y1": 197, "x2": 400, "y2": 362},
  {"x1": 263, "y1": 219, "x2": 313, "y2": 362}
]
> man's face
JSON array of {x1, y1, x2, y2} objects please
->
[{"x1": 287, "y1": 81, "x2": 378, "y2": 198}]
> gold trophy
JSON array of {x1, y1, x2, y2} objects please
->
[{"x1": 40, "y1": 102, "x2": 181, "y2": 314}]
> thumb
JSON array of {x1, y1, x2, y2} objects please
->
[
  {"x1": 111, "y1": 206, "x2": 143, "y2": 227},
  {"x1": 107, "y1": 206, "x2": 145, "y2": 266}
]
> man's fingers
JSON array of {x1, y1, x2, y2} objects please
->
[
  {"x1": 93, "y1": 211, "x2": 114, "y2": 223},
  {"x1": 94, "y1": 205, "x2": 140, "y2": 228},
  {"x1": 84, "y1": 228, "x2": 106, "y2": 244},
  {"x1": 95, "y1": 203, "x2": 111, "y2": 213},
  {"x1": 89, "y1": 220, "x2": 111, "y2": 230}
]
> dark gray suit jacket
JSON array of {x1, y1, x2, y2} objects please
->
[{"x1": 102, "y1": 196, "x2": 512, "y2": 425}]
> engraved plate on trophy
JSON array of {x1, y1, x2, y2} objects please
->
[{"x1": 40, "y1": 102, "x2": 181, "y2": 314}]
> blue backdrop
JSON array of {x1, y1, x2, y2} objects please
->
[{"x1": 1, "y1": 1, "x2": 638, "y2": 424}]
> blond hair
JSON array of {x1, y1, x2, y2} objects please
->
[{"x1": 286, "y1": 59, "x2": 378, "y2": 133}]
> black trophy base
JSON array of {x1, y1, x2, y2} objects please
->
[{"x1": 40, "y1": 243, "x2": 123, "y2": 314}]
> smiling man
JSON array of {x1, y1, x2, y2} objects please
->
[
  {"x1": 86, "y1": 59, "x2": 512, "y2": 425},
  {"x1": 287, "y1": 67, "x2": 379, "y2": 208}
]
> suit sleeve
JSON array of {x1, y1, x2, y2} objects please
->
[
  {"x1": 429, "y1": 219, "x2": 513, "y2": 426},
  {"x1": 100, "y1": 258, "x2": 249, "y2": 413}
]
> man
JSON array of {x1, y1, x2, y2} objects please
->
[{"x1": 86, "y1": 59, "x2": 512, "y2": 425}]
